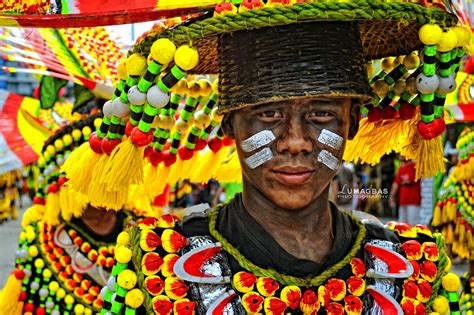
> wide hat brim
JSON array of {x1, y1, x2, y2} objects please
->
[{"x1": 131, "y1": 0, "x2": 458, "y2": 75}]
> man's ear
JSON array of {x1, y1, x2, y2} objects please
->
[
  {"x1": 221, "y1": 112, "x2": 235, "y2": 139},
  {"x1": 348, "y1": 102, "x2": 360, "y2": 140}
]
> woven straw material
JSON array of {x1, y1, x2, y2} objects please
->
[
  {"x1": 218, "y1": 22, "x2": 370, "y2": 112},
  {"x1": 131, "y1": 0, "x2": 457, "y2": 74}
]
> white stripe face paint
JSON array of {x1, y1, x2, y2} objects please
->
[
  {"x1": 317, "y1": 150, "x2": 339, "y2": 170},
  {"x1": 240, "y1": 130, "x2": 276, "y2": 153},
  {"x1": 244, "y1": 147, "x2": 273, "y2": 169},
  {"x1": 318, "y1": 129, "x2": 343, "y2": 150}
]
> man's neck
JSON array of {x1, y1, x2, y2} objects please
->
[
  {"x1": 241, "y1": 182, "x2": 334, "y2": 263},
  {"x1": 80, "y1": 205, "x2": 117, "y2": 237}
]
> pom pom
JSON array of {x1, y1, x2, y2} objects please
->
[
  {"x1": 131, "y1": 128, "x2": 154, "y2": 147},
  {"x1": 416, "y1": 73, "x2": 439, "y2": 94},
  {"x1": 367, "y1": 107, "x2": 382, "y2": 122},
  {"x1": 126, "y1": 54, "x2": 148, "y2": 77},
  {"x1": 178, "y1": 146, "x2": 194, "y2": 161},
  {"x1": 102, "y1": 100, "x2": 114, "y2": 118},
  {"x1": 151, "y1": 38, "x2": 176, "y2": 65},
  {"x1": 174, "y1": 45, "x2": 199, "y2": 71},
  {"x1": 403, "y1": 53, "x2": 420, "y2": 70},
  {"x1": 125, "y1": 288, "x2": 145, "y2": 309},
  {"x1": 432, "y1": 295, "x2": 449, "y2": 313},
  {"x1": 399, "y1": 103, "x2": 416, "y2": 120},
  {"x1": 437, "y1": 74, "x2": 456, "y2": 94},
  {"x1": 147, "y1": 85, "x2": 170, "y2": 108},
  {"x1": 441, "y1": 272, "x2": 461, "y2": 292},
  {"x1": 115, "y1": 246, "x2": 132, "y2": 264},
  {"x1": 89, "y1": 132, "x2": 104, "y2": 154},
  {"x1": 118, "y1": 60, "x2": 128, "y2": 80},
  {"x1": 111, "y1": 98, "x2": 130, "y2": 118},
  {"x1": 419, "y1": 24, "x2": 443, "y2": 45},
  {"x1": 117, "y1": 270, "x2": 138, "y2": 290},
  {"x1": 437, "y1": 28, "x2": 458, "y2": 52},
  {"x1": 128, "y1": 85, "x2": 147, "y2": 105}
]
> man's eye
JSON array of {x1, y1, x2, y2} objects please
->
[
  {"x1": 257, "y1": 111, "x2": 283, "y2": 119},
  {"x1": 308, "y1": 111, "x2": 335, "y2": 121}
]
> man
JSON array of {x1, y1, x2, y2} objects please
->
[
  {"x1": 389, "y1": 157, "x2": 421, "y2": 226},
  {"x1": 75, "y1": 1, "x2": 466, "y2": 314}
]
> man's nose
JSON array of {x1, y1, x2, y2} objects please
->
[{"x1": 276, "y1": 117, "x2": 313, "y2": 155}]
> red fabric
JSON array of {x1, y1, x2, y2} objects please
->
[
  {"x1": 0, "y1": 93, "x2": 38, "y2": 165},
  {"x1": 394, "y1": 162, "x2": 421, "y2": 206}
]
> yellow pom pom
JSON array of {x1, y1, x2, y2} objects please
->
[
  {"x1": 42, "y1": 268, "x2": 52, "y2": 278},
  {"x1": 82, "y1": 126, "x2": 91, "y2": 138},
  {"x1": 26, "y1": 229, "x2": 36, "y2": 242},
  {"x1": 64, "y1": 294, "x2": 74, "y2": 305},
  {"x1": 419, "y1": 24, "x2": 443, "y2": 45},
  {"x1": 34, "y1": 258, "x2": 44, "y2": 269},
  {"x1": 94, "y1": 118, "x2": 102, "y2": 129},
  {"x1": 46, "y1": 145, "x2": 56, "y2": 156},
  {"x1": 151, "y1": 38, "x2": 176, "y2": 65},
  {"x1": 403, "y1": 53, "x2": 420, "y2": 70},
  {"x1": 126, "y1": 54, "x2": 148, "y2": 76},
  {"x1": 117, "y1": 231, "x2": 130, "y2": 246},
  {"x1": 115, "y1": 246, "x2": 132, "y2": 264},
  {"x1": 211, "y1": 108, "x2": 224, "y2": 123},
  {"x1": 381, "y1": 57, "x2": 395, "y2": 72},
  {"x1": 117, "y1": 269, "x2": 137, "y2": 290},
  {"x1": 56, "y1": 288, "x2": 66, "y2": 299},
  {"x1": 125, "y1": 288, "x2": 145, "y2": 308},
  {"x1": 54, "y1": 139, "x2": 64, "y2": 150},
  {"x1": 432, "y1": 295, "x2": 449, "y2": 313},
  {"x1": 198, "y1": 79, "x2": 213, "y2": 96},
  {"x1": 212, "y1": 80, "x2": 219, "y2": 95},
  {"x1": 84, "y1": 308, "x2": 93, "y2": 315},
  {"x1": 118, "y1": 60, "x2": 128, "y2": 80},
  {"x1": 442, "y1": 272, "x2": 461, "y2": 292},
  {"x1": 37, "y1": 156, "x2": 46, "y2": 167},
  {"x1": 49, "y1": 281, "x2": 60, "y2": 292},
  {"x1": 63, "y1": 134, "x2": 73, "y2": 146},
  {"x1": 74, "y1": 304, "x2": 85, "y2": 313},
  {"x1": 174, "y1": 45, "x2": 199, "y2": 71},
  {"x1": 437, "y1": 28, "x2": 458, "y2": 52},
  {"x1": 28, "y1": 245, "x2": 38, "y2": 257},
  {"x1": 72, "y1": 129, "x2": 82, "y2": 141}
]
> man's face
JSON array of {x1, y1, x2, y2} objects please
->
[{"x1": 224, "y1": 97, "x2": 354, "y2": 210}]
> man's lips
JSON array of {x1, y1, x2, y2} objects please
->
[{"x1": 271, "y1": 166, "x2": 315, "y2": 186}]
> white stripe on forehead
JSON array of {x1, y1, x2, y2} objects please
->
[
  {"x1": 244, "y1": 147, "x2": 273, "y2": 169},
  {"x1": 317, "y1": 150, "x2": 339, "y2": 171},
  {"x1": 241, "y1": 130, "x2": 276, "y2": 153},
  {"x1": 318, "y1": 129, "x2": 343, "y2": 150}
]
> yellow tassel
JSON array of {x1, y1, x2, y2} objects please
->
[
  {"x1": 344, "y1": 118, "x2": 409, "y2": 165},
  {"x1": 432, "y1": 206, "x2": 442, "y2": 227},
  {"x1": 21, "y1": 204, "x2": 45, "y2": 228},
  {"x1": 167, "y1": 158, "x2": 186, "y2": 188},
  {"x1": 61, "y1": 143, "x2": 101, "y2": 195},
  {"x1": 143, "y1": 164, "x2": 158, "y2": 198},
  {"x1": 459, "y1": 222, "x2": 466, "y2": 243},
  {"x1": 101, "y1": 140, "x2": 145, "y2": 192},
  {"x1": 44, "y1": 192, "x2": 61, "y2": 226},
  {"x1": 0, "y1": 271, "x2": 23, "y2": 315},
  {"x1": 189, "y1": 148, "x2": 228, "y2": 183},
  {"x1": 149, "y1": 164, "x2": 171, "y2": 197},
  {"x1": 59, "y1": 185, "x2": 72, "y2": 222},
  {"x1": 413, "y1": 137, "x2": 445, "y2": 180},
  {"x1": 446, "y1": 224, "x2": 454, "y2": 244},
  {"x1": 213, "y1": 150, "x2": 243, "y2": 183}
]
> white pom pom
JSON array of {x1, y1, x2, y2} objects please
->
[
  {"x1": 102, "y1": 100, "x2": 114, "y2": 118},
  {"x1": 111, "y1": 98, "x2": 130, "y2": 118},
  {"x1": 128, "y1": 85, "x2": 147, "y2": 105},
  {"x1": 147, "y1": 85, "x2": 170, "y2": 108}
]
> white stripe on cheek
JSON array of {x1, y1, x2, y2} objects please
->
[
  {"x1": 317, "y1": 150, "x2": 339, "y2": 170},
  {"x1": 318, "y1": 129, "x2": 343, "y2": 150},
  {"x1": 240, "y1": 130, "x2": 276, "y2": 153},
  {"x1": 244, "y1": 147, "x2": 273, "y2": 169}
]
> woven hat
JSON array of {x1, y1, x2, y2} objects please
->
[{"x1": 61, "y1": 0, "x2": 471, "y2": 210}]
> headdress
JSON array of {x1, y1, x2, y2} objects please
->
[{"x1": 59, "y1": 0, "x2": 470, "y2": 210}]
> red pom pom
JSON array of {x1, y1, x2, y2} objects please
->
[
  {"x1": 33, "y1": 196, "x2": 46, "y2": 205},
  {"x1": 222, "y1": 135, "x2": 234, "y2": 146},
  {"x1": 148, "y1": 149, "x2": 164, "y2": 167},
  {"x1": 89, "y1": 132, "x2": 103, "y2": 154},
  {"x1": 178, "y1": 146, "x2": 194, "y2": 161},
  {"x1": 208, "y1": 137, "x2": 223, "y2": 153},
  {"x1": 101, "y1": 138, "x2": 121, "y2": 155},
  {"x1": 399, "y1": 103, "x2": 416, "y2": 120},
  {"x1": 47, "y1": 183, "x2": 59, "y2": 194},
  {"x1": 144, "y1": 146, "x2": 154, "y2": 158},
  {"x1": 163, "y1": 151, "x2": 177, "y2": 167},
  {"x1": 19, "y1": 291, "x2": 27, "y2": 301},
  {"x1": 381, "y1": 107, "x2": 397, "y2": 120},
  {"x1": 367, "y1": 107, "x2": 382, "y2": 122},
  {"x1": 417, "y1": 121, "x2": 437, "y2": 140},
  {"x1": 24, "y1": 303, "x2": 35, "y2": 313},
  {"x1": 14, "y1": 269, "x2": 25, "y2": 280},
  {"x1": 57, "y1": 177, "x2": 68, "y2": 186},
  {"x1": 195, "y1": 138, "x2": 207, "y2": 151},
  {"x1": 131, "y1": 128, "x2": 154, "y2": 147},
  {"x1": 35, "y1": 307, "x2": 46, "y2": 315},
  {"x1": 125, "y1": 121, "x2": 134, "y2": 137}
]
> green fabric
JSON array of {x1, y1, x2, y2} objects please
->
[
  {"x1": 72, "y1": 83, "x2": 95, "y2": 112},
  {"x1": 223, "y1": 182, "x2": 243, "y2": 202},
  {"x1": 39, "y1": 76, "x2": 67, "y2": 109}
]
